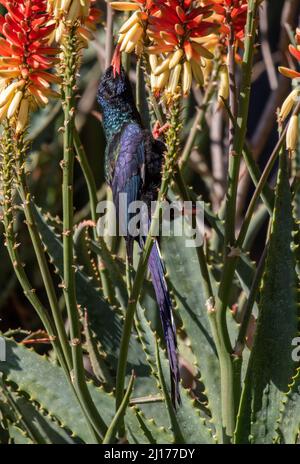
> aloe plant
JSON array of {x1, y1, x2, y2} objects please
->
[{"x1": 0, "y1": 0, "x2": 299, "y2": 446}]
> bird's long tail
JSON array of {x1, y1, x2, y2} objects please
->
[{"x1": 148, "y1": 241, "x2": 181, "y2": 407}]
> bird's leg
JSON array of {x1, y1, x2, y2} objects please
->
[{"x1": 152, "y1": 121, "x2": 170, "y2": 139}]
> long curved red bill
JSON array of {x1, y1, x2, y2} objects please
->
[{"x1": 111, "y1": 44, "x2": 121, "y2": 77}]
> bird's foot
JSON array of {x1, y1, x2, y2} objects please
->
[{"x1": 152, "y1": 121, "x2": 170, "y2": 139}]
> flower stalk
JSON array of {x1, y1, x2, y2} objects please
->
[
  {"x1": 214, "y1": 0, "x2": 260, "y2": 439},
  {"x1": 60, "y1": 27, "x2": 106, "y2": 440}
]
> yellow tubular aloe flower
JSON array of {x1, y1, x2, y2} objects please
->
[
  {"x1": 16, "y1": 99, "x2": 30, "y2": 134},
  {"x1": 286, "y1": 114, "x2": 299, "y2": 155},
  {"x1": 47, "y1": 0, "x2": 101, "y2": 44},
  {"x1": 0, "y1": 1, "x2": 62, "y2": 133},
  {"x1": 182, "y1": 61, "x2": 192, "y2": 96},
  {"x1": 217, "y1": 65, "x2": 229, "y2": 109},
  {"x1": 279, "y1": 89, "x2": 300, "y2": 122}
]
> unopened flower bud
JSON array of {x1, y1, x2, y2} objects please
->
[
  {"x1": 286, "y1": 114, "x2": 299, "y2": 154},
  {"x1": 182, "y1": 61, "x2": 192, "y2": 96},
  {"x1": 279, "y1": 89, "x2": 299, "y2": 122},
  {"x1": 217, "y1": 65, "x2": 229, "y2": 108}
]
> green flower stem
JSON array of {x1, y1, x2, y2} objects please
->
[
  {"x1": 14, "y1": 135, "x2": 72, "y2": 372},
  {"x1": 18, "y1": 185, "x2": 73, "y2": 370},
  {"x1": 221, "y1": 97, "x2": 275, "y2": 215},
  {"x1": 115, "y1": 223, "x2": 156, "y2": 434},
  {"x1": 216, "y1": 103, "x2": 300, "y2": 353},
  {"x1": 1, "y1": 128, "x2": 101, "y2": 445},
  {"x1": 242, "y1": 144, "x2": 274, "y2": 215},
  {"x1": 115, "y1": 100, "x2": 182, "y2": 433},
  {"x1": 214, "y1": 1, "x2": 259, "y2": 438},
  {"x1": 136, "y1": 59, "x2": 143, "y2": 116},
  {"x1": 73, "y1": 127, "x2": 117, "y2": 305},
  {"x1": 179, "y1": 62, "x2": 219, "y2": 170},
  {"x1": 1, "y1": 128, "x2": 67, "y2": 372},
  {"x1": 61, "y1": 29, "x2": 107, "y2": 441},
  {"x1": 235, "y1": 247, "x2": 267, "y2": 353},
  {"x1": 227, "y1": 19, "x2": 238, "y2": 157},
  {"x1": 237, "y1": 101, "x2": 300, "y2": 247},
  {"x1": 103, "y1": 373, "x2": 135, "y2": 444},
  {"x1": 224, "y1": 0, "x2": 259, "y2": 248},
  {"x1": 206, "y1": 306, "x2": 234, "y2": 444}
]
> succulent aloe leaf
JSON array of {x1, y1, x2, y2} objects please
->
[
  {"x1": 90, "y1": 239, "x2": 129, "y2": 311},
  {"x1": 135, "y1": 304, "x2": 216, "y2": 444},
  {"x1": 235, "y1": 153, "x2": 298, "y2": 444},
  {"x1": 7, "y1": 423, "x2": 33, "y2": 445},
  {"x1": 74, "y1": 222, "x2": 100, "y2": 284},
  {"x1": 0, "y1": 382, "x2": 80, "y2": 444},
  {"x1": 276, "y1": 367, "x2": 300, "y2": 444},
  {"x1": 0, "y1": 402, "x2": 10, "y2": 444},
  {"x1": 0, "y1": 338, "x2": 154, "y2": 444},
  {"x1": 155, "y1": 341, "x2": 185, "y2": 444},
  {"x1": 161, "y1": 216, "x2": 222, "y2": 439},
  {"x1": 83, "y1": 311, "x2": 113, "y2": 386},
  {"x1": 133, "y1": 408, "x2": 172, "y2": 444}
]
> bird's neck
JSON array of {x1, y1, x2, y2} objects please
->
[{"x1": 102, "y1": 101, "x2": 138, "y2": 142}]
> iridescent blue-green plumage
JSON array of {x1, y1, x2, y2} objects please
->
[{"x1": 97, "y1": 65, "x2": 180, "y2": 407}]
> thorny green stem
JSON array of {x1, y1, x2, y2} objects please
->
[
  {"x1": 218, "y1": 102, "x2": 300, "y2": 357},
  {"x1": 237, "y1": 100, "x2": 300, "y2": 247},
  {"x1": 235, "y1": 247, "x2": 267, "y2": 354},
  {"x1": 13, "y1": 134, "x2": 72, "y2": 372},
  {"x1": 73, "y1": 127, "x2": 117, "y2": 305},
  {"x1": 227, "y1": 17, "x2": 238, "y2": 160},
  {"x1": 214, "y1": 0, "x2": 260, "y2": 439},
  {"x1": 1, "y1": 127, "x2": 104, "y2": 444},
  {"x1": 136, "y1": 59, "x2": 143, "y2": 116},
  {"x1": 105, "y1": 1, "x2": 114, "y2": 68},
  {"x1": 179, "y1": 62, "x2": 219, "y2": 170},
  {"x1": 61, "y1": 29, "x2": 106, "y2": 441},
  {"x1": 103, "y1": 373, "x2": 135, "y2": 444},
  {"x1": 224, "y1": 0, "x2": 258, "y2": 249},
  {"x1": 221, "y1": 97, "x2": 275, "y2": 215},
  {"x1": 115, "y1": 98, "x2": 182, "y2": 434},
  {"x1": 0, "y1": 127, "x2": 66, "y2": 370}
]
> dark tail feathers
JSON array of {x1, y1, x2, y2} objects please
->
[{"x1": 148, "y1": 241, "x2": 181, "y2": 407}]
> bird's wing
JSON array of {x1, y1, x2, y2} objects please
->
[{"x1": 110, "y1": 122, "x2": 145, "y2": 241}]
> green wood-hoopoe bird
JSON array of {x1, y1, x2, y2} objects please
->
[{"x1": 97, "y1": 47, "x2": 180, "y2": 406}]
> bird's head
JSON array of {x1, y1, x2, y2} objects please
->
[
  {"x1": 97, "y1": 65, "x2": 131, "y2": 108},
  {"x1": 97, "y1": 45, "x2": 133, "y2": 110}
]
